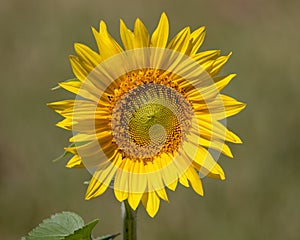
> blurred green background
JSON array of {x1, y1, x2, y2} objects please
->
[{"x1": 0, "y1": 0, "x2": 299, "y2": 239}]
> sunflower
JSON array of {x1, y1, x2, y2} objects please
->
[{"x1": 48, "y1": 13, "x2": 245, "y2": 217}]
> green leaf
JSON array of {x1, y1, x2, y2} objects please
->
[
  {"x1": 52, "y1": 143, "x2": 77, "y2": 163},
  {"x1": 94, "y1": 233, "x2": 120, "y2": 240},
  {"x1": 23, "y1": 211, "x2": 119, "y2": 240},
  {"x1": 53, "y1": 141, "x2": 89, "y2": 163},
  {"x1": 52, "y1": 150, "x2": 73, "y2": 163},
  {"x1": 64, "y1": 219, "x2": 99, "y2": 240},
  {"x1": 23, "y1": 212, "x2": 85, "y2": 240}
]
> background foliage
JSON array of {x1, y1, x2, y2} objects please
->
[{"x1": 0, "y1": 0, "x2": 299, "y2": 239}]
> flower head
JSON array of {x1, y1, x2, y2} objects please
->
[{"x1": 48, "y1": 13, "x2": 245, "y2": 217}]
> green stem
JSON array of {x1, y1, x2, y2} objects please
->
[{"x1": 122, "y1": 200, "x2": 137, "y2": 240}]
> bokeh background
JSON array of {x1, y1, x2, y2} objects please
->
[{"x1": 0, "y1": 0, "x2": 299, "y2": 239}]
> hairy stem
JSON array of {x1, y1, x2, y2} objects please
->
[{"x1": 122, "y1": 200, "x2": 137, "y2": 240}]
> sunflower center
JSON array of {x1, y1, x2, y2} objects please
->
[
  {"x1": 129, "y1": 103, "x2": 178, "y2": 147},
  {"x1": 110, "y1": 73, "x2": 194, "y2": 160}
]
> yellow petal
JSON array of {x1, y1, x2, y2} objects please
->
[
  {"x1": 114, "y1": 159, "x2": 131, "y2": 196},
  {"x1": 142, "y1": 191, "x2": 160, "y2": 217},
  {"x1": 114, "y1": 170, "x2": 129, "y2": 202},
  {"x1": 192, "y1": 50, "x2": 220, "y2": 65},
  {"x1": 210, "y1": 52, "x2": 232, "y2": 76},
  {"x1": 166, "y1": 179, "x2": 178, "y2": 191},
  {"x1": 62, "y1": 102, "x2": 109, "y2": 120},
  {"x1": 85, "y1": 160, "x2": 120, "y2": 200},
  {"x1": 74, "y1": 139, "x2": 116, "y2": 167},
  {"x1": 179, "y1": 174, "x2": 190, "y2": 187},
  {"x1": 133, "y1": 18, "x2": 150, "y2": 48},
  {"x1": 221, "y1": 94, "x2": 247, "y2": 117},
  {"x1": 69, "y1": 56, "x2": 89, "y2": 82},
  {"x1": 182, "y1": 139, "x2": 225, "y2": 180},
  {"x1": 200, "y1": 59, "x2": 215, "y2": 72},
  {"x1": 205, "y1": 163, "x2": 226, "y2": 180},
  {"x1": 56, "y1": 118, "x2": 73, "y2": 130},
  {"x1": 58, "y1": 80, "x2": 81, "y2": 95},
  {"x1": 64, "y1": 145, "x2": 77, "y2": 155},
  {"x1": 120, "y1": 19, "x2": 135, "y2": 50},
  {"x1": 58, "y1": 80, "x2": 99, "y2": 102},
  {"x1": 214, "y1": 74, "x2": 236, "y2": 91},
  {"x1": 218, "y1": 122, "x2": 242, "y2": 144},
  {"x1": 192, "y1": 93, "x2": 246, "y2": 121},
  {"x1": 151, "y1": 12, "x2": 169, "y2": 48},
  {"x1": 194, "y1": 117, "x2": 243, "y2": 144},
  {"x1": 85, "y1": 179, "x2": 109, "y2": 200},
  {"x1": 132, "y1": 162, "x2": 147, "y2": 191},
  {"x1": 128, "y1": 192, "x2": 143, "y2": 210},
  {"x1": 66, "y1": 155, "x2": 84, "y2": 168},
  {"x1": 93, "y1": 21, "x2": 123, "y2": 60},
  {"x1": 74, "y1": 43, "x2": 102, "y2": 67},
  {"x1": 145, "y1": 161, "x2": 164, "y2": 192},
  {"x1": 114, "y1": 189, "x2": 128, "y2": 202},
  {"x1": 159, "y1": 153, "x2": 179, "y2": 190},
  {"x1": 185, "y1": 167, "x2": 204, "y2": 196},
  {"x1": 47, "y1": 100, "x2": 75, "y2": 114},
  {"x1": 187, "y1": 134, "x2": 233, "y2": 158},
  {"x1": 85, "y1": 155, "x2": 122, "y2": 200},
  {"x1": 190, "y1": 26, "x2": 206, "y2": 55},
  {"x1": 155, "y1": 188, "x2": 169, "y2": 202},
  {"x1": 167, "y1": 27, "x2": 190, "y2": 54}
]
